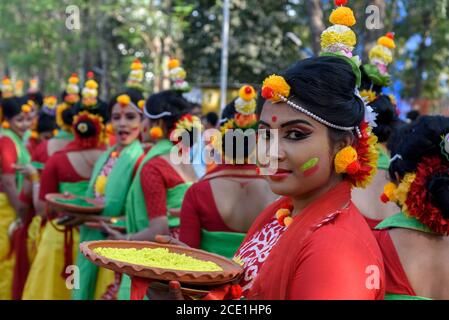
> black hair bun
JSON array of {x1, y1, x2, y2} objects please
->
[
  {"x1": 2, "y1": 97, "x2": 23, "y2": 119},
  {"x1": 282, "y1": 56, "x2": 364, "y2": 129},
  {"x1": 37, "y1": 112, "x2": 57, "y2": 133},
  {"x1": 74, "y1": 118, "x2": 97, "y2": 138},
  {"x1": 427, "y1": 174, "x2": 449, "y2": 219},
  {"x1": 388, "y1": 116, "x2": 449, "y2": 181}
]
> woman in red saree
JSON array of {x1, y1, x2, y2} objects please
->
[{"x1": 373, "y1": 116, "x2": 449, "y2": 300}]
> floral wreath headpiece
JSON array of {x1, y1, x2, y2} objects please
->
[
  {"x1": 380, "y1": 155, "x2": 449, "y2": 235},
  {"x1": 115, "y1": 94, "x2": 145, "y2": 114},
  {"x1": 42, "y1": 96, "x2": 58, "y2": 116},
  {"x1": 81, "y1": 71, "x2": 99, "y2": 108},
  {"x1": 72, "y1": 111, "x2": 106, "y2": 149}
]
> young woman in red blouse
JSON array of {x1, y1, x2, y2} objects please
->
[
  {"x1": 21, "y1": 110, "x2": 106, "y2": 300},
  {"x1": 373, "y1": 116, "x2": 449, "y2": 300},
  {"x1": 0, "y1": 97, "x2": 34, "y2": 300},
  {"x1": 179, "y1": 86, "x2": 277, "y2": 258}
]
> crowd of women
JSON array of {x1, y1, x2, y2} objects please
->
[{"x1": 0, "y1": 0, "x2": 448, "y2": 300}]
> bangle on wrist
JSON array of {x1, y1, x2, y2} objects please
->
[{"x1": 30, "y1": 173, "x2": 40, "y2": 183}]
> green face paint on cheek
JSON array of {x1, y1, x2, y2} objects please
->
[{"x1": 301, "y1": 157, "x2": 320, "y2": 177}]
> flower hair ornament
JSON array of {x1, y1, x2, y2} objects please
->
[
  {"x1": 1, "y1": 76, "x2": 14, "y2": 99},
  {"x1": 116, "y1": 94, "x2": 144, "y2": 114},
  {"x1": 320, "y1": 0, "x2": 361, "y2": 87},
  {"x1": 14, "y1": 80, "x2": 24, "y2": 97},
  {"x1": 42, "y1": 96, "x2": 58, "y2": 116},
  {"x1": 168, "y1": 58, "x2": 190, "y2": 93},
  {"x1": 28, "y1": 77, "x2": 40, "y2": 94},
  {"x1": 72, "y1": 111, "x2": 106, "y2": 149},
  {"x1": 81, "y1": 71, "x2": 99, "y2": 108},
  {"x1": 126, "y1": 59, "x2": 145, "y2": 91},
  {"x1": 380, "y1": 156, "x2": 449, "y2": 235},
  {"x1": 360, "y1": 32, "x2": 396, "y2": 90},
  {"x1": 65, "y1": 73, "x2": 80, "y2": 104}
]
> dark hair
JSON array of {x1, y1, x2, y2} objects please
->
[
  {"x1": 406, "y1": 110, "x2": 421, "y2": 123},
  {"x1": 108, "y1": 87, "x2": 145, "y2": 116},
  {"x1": 60, "y1": 106, "x2": 75, "y2": 127},
  {"x1": 205, "y1": 112, "x2": 218, "y2": 127},
  {"x1": 220, "y1": 99, "x2": 236, "y2": 124},
  {"x1": 388, "y1": 116, "x2": 449, "y2": 218},
  {"x1": 2, "y1": 97, "x2": 25, "y2": 119},
  {"x1": 37, "y1": 112, "x2": 57, "y2": 133},
  {"x1": 370, "y1": 94, "x2": 400, "y2": 143},
  {"x1": 27, "y1": 92, "x2": 43, "y2": 108},
  {"x1": 73, "y1": 118, "x2": 98, "y2": 139},
  {"x1": 145, "y1": 90, "x2": 192, "y2": 132},
  {"x1": 75, "y1": 99, "x2": 109, "y2": 123},
  {"x1": 258, "y1": 56, "x2": 365, "y2": 146}
]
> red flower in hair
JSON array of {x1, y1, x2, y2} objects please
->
[{"x1": 405, "y1": 156, "x2": 449, "y2": 235}]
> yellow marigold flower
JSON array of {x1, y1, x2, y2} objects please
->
[
  {"x1": 321, "y1": 27, "x2": 356, "y2": 51},
  {"x1": 86, "y1": 79, "x2": 98, "y2": 90},
  {"x1": 22, "y1": 104, "x2": 31, "y2": 113},
  {"x1": 334, "y1": 146, "x2": 358, "y2": 174},
  {"x1": 69, "y1": 73, "x2": 79, "y2": 84},
  {"x1": 239, "y1": 85, "x2": 256, "y2": 102},
  {"x1": 369, "y1": 45, "x2": 393, "y2": 64},
  {"x1": 117, "y1": 94, "x2": 131, "y2": 106},
  {"x1": 394, "y1": 173, "x2": 416, "y2": 208},
  {"x1": 262, "y1": 75, "x2": 291, "y2": 103},
  {"x1": 329, "y1": 7, "x2": 356, "y2": 27},
  {"x1": 383, "y1": 182, "x2": 397, "y2": 202},
  {"x1": 378, "y1": 35, "x2": 396, "y2": 49},
  {"x1": 360, "y1": 89, "x2": 377, "y2": 103},
  {"x1": 168, "y1": 59, "x2": 180, "y2": 70},
  {"x1": 131, "y1": 59, "x2": 143, "y2": 70}
]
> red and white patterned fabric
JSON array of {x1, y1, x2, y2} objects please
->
[{"x1": 234, "y1": 216, "x2": 286, "y2": 295}]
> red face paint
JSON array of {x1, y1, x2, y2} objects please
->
[
  {"x1": 303, "y1": 165, "x2": 320, "y2": 177},
  {"x1": 271, "y1": 116, "x2": 277, "y2": 123}
]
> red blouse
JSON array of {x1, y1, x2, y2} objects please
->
[
  {"x1": 140, "y1": 156, "x2": 184, "y2": 220},
  {"x1": 179, "y1": 164, "x2": 259, "y2": 248},
  {"x1": 373, "y1": 229, "x2": 416, "y2": 296},
  {"x1": 31, "y1": 140, "x2": 49, "y2": 165},
  {"x1": 0, "y1": 136, "x2": 18, "y2": 193},
  {"x1": 38, "y1": 151, "x2": 86, "y2": 200}
]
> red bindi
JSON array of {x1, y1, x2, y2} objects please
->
[{"x1": 271, "y1": 116, "x2": 277, "y2": 123}]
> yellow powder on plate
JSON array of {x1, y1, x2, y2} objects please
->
[{"x1": 93, "y1": 247, "x2": 223, "y2": 272}]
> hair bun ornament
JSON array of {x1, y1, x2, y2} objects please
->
[
  {"x1": 168, "y1": 58, "x2": 190, "y2": 92},
  {"x1": 42, "y1": 96, "x2": 58, "y2": 116},
  {"x1": 368, "y1": 32, "x2": 396, "y2": 83},
  {"x1": 232, "y1": 84, "x2": 258, "y2": 130},
  {"x1": 320, "y1": 0, "x2": 361, "y2": 86},
  {"x1": 14, "y1": 80, "x2": 24, "y2": 97},
  {"x1": 261, "y1": 75, "x2": 291, "y2": 103},
  {"x1": 81, "y1": 71, "x2": 99, "y2": 107},
  {"x1": 28, "y1": 77, "x2": 39, "y2": 94},
  {"x1": 1, "y1": 76, "x2": 14, "y2": 98},
  {"x1": 72, "y1": 111, "x2": 105, "y2": 148},
  {"x1": 127, "y1": 59, "x2": 145, "y2": 90}
]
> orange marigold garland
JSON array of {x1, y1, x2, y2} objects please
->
[
  {"x1": 275, "y1": 199, "x2": 294, "y2": 227},
  {"x1": 334, "y1": 121, "x2": 378, "y2": 188}
]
